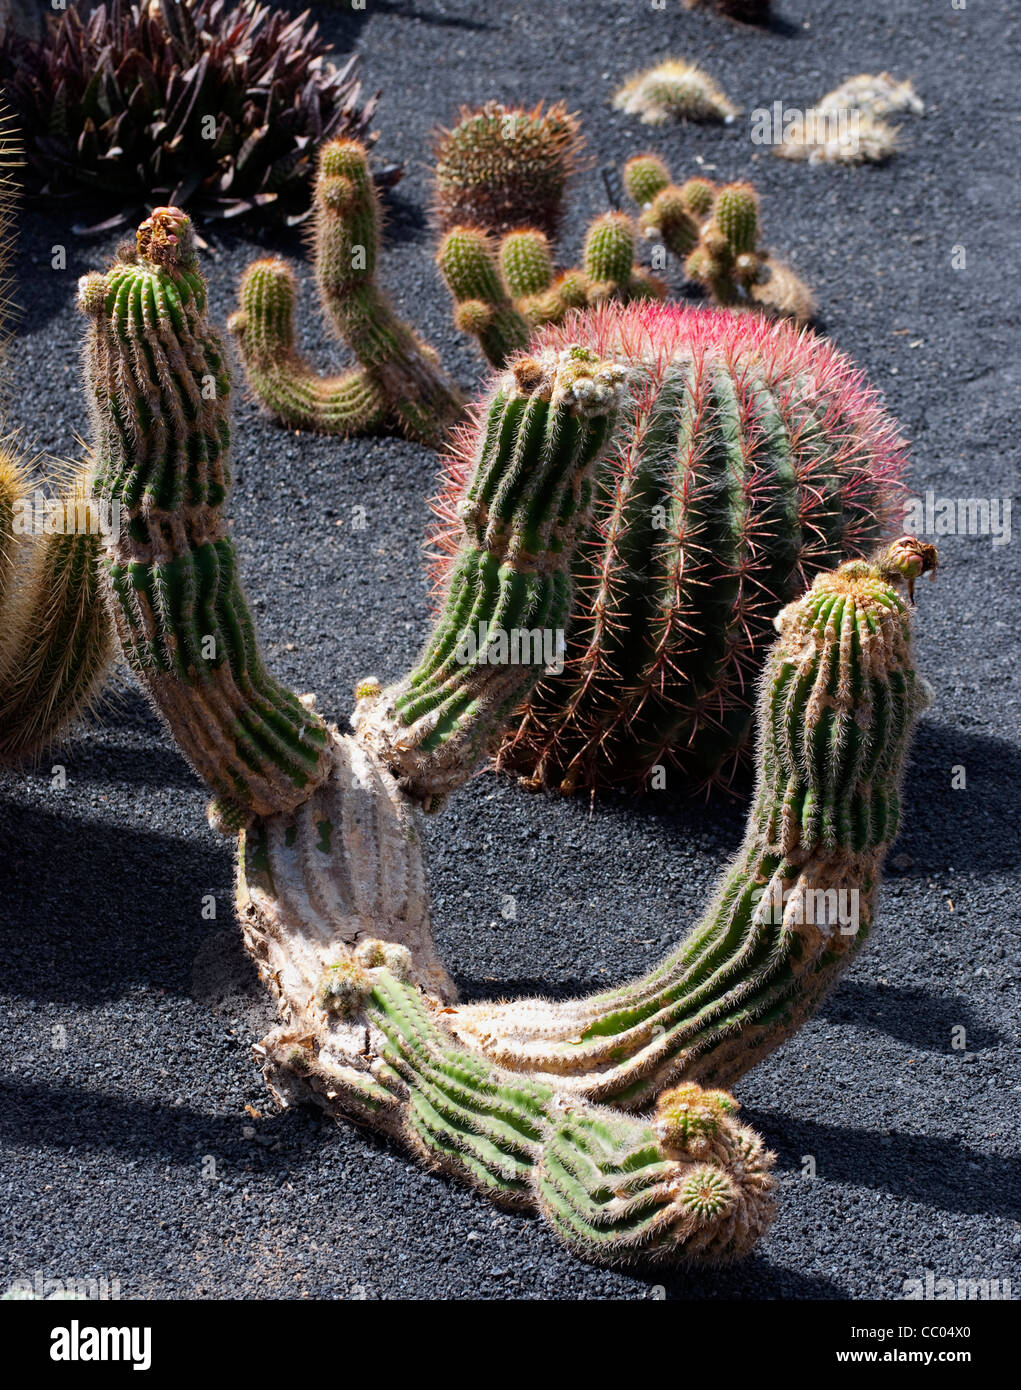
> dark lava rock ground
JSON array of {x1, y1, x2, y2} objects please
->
[{"x1": 0, "y1": 0, "x2": 1017, "y2": 1300}]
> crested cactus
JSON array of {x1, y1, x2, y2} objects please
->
[
  {"x1": 80, "y1": 211, "x2": 776, "y2": 1266},
  {"x1": 452, "y1": 538, "x2": 936, "y2": 1104},
  {"x1": 229, "y1": 139, "x2": 462, "y2": 447},
  {"x1": 428, "y1": 301, "x2": 906, "y2": 795},
  {"x1": 432, "y1": 101, "x2": 585, "y2": 239}
]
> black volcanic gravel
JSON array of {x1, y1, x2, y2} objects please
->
[{"x1": 0, "y1": 0, "x2": 1018, "y2": 1301}]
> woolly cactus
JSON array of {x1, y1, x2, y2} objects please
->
[
  {"x1": 81, "y1": 213, "x2": 776, "y2": 1266},
  {"x1": 432, "y1": 101, "x2": 585, "y2": 239},
  {"x1": 452, "y1": 538, "x2": 936, "y2": 1103},
  {"x1": 428, "y1": 301, "x2": 906, "y2": 795},
  {"x1": 612, "y1": 60, "x2": 739, "y2": 126},
  {"x1": 229, "y1": 139, "x2": 461, "y2": 447},
  {"x1": 775, "y1": 74, "x2": 923, "y2": 167}
]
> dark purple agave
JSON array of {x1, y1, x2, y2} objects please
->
[{"x1": 0, "y1": 0, "x2": 396, "y2": 227}]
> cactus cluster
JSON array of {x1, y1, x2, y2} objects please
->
[
  {"x1": 229, "y1": 140, "x2": 461, "y2": 446},
  {"x1": 625, "y1": 153, "x2": 816, "y2": 322},
  {"x1": 437, "y1": 214, "x2": 665, "y2": 370},
  {"x1": 0, "y1": 0, "x2": 388, "y2": 225},
  {"x1": 612, "y1": 60, "x2": 738, "y2": 126},
  {"x1": 81, "y1": 215, "x2": 784, "y2": 1264},
  {"x1": 432, "y1": 101, "x2": 585, "y2": 239},
  {"x1": 429, "y1": 300, "x2": 905, "y2": 795},
  {"x1": 0, "y1": 116, "x2": 112, "y2": 764}
]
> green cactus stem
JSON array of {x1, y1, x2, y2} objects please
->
[
  {"x1": 229, "y1": 140, "x2": 462, "y2": 448},
  {"x1": 82, "y1": 211, "x2": 777, "y2": 1268},
  {"x1": 355, "y1": 346, "x2": 631, "y2": 802},
  {"x1": 429, "y1": 301, "x2": 906, "y2": 795},
  {"x1": 0, "y1": 116, "x2": 113, "y2": 764},
  {"x1": 629, "y1": 160, "x2": 816, "y2": 323},
  {"x1": 81, "y1": 207, "x2": 333, "y2": 824},
  {"x1": 452, "y1": 541, "x2": 934, "y2": 1104}
]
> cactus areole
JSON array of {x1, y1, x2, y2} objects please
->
[{"x1": 429, "y1": 301, "x2": 907, "y2": 794}]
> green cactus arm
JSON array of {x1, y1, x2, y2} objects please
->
[
  {"x1": 228, "y1": 257, "x2": 390, "y2": 437},
  {"x1": 354, "y1": 346, "x2": 631, "y2": 801},
  {"x1": 229, "y1": 140, "x2": 462, "y2": 448},
  {"x1": 80, "y1": 207, "x2": 332, "y2": 825},
  {"x1": 436, "y1": 225, "x2": 533, "y2": 369},
  {"x1": 236, "y1": 721, "x2": 773, "y2": 1267},
  {"x1": 452, "y1": 542, "x2": 934, "y2": 1105}
]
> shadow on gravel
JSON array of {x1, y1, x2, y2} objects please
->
[
  {"x1": 760, "y1": 1112, "x2": 1019, "y2": 1220},
  {"x1": 0, "y1": 803, "x2": 230, "y2": 1001},
  {"x1": 819, "y1": 980, "x2": 1003, "y2": 1052}
]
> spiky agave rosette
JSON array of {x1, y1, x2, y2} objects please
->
[
  {"x1": 428, "y1": 300, "x2": 907, "y2": 795},
  {"x1": 1, "y1": 0, "x2": 388, "y2": 224}
]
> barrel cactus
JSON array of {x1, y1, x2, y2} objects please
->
[
  {"x1": 432, "y1": 100, "x2": 585, "y2": 239},
  {"x1": 428, "y1": 301, "x2": 907, "y2": 794}
]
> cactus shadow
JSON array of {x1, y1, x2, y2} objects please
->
[
  {"x1": 0, "y1": 798, "x2": 233, "y2": 1004},
  {"x1": 754, "y1": 1110, "x2": 1020, "y2": 1220},
  {"x1": 893, "y1": 721, "x2": 1021, "y2": 873},
  {"x1": 819, "y1": 981, "x2": 1003, "y2": 1052}
]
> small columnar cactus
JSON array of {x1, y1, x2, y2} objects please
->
[
  {"x1": 428, "y1": 300, "x2": 906, "y2": 794},
  {"x1": 629, "y1": 157, "x2": 816, "y2": 322},
  {"x1": 81, "y1": 212, "x2": 776, "y2": 1267},
  {"x1": 452, "y1": 539, "x2": 935, "y2": 1103},
  {"x1": 432, "y1": 101, "x2": 585, "y2": 239},
  {"x1": 438, "y1": 214, "x2": 665, "y2": 370},
  {"x1": 612, "y1": 59, "x2": 739, "y2": 126},
  {"x1": 229, "y1": 139, "x2": 462, "y2": 446}
]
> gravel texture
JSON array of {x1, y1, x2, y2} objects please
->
[{"x1": 0, "y1": 0, "x2": 1018, "y2": 1301}]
